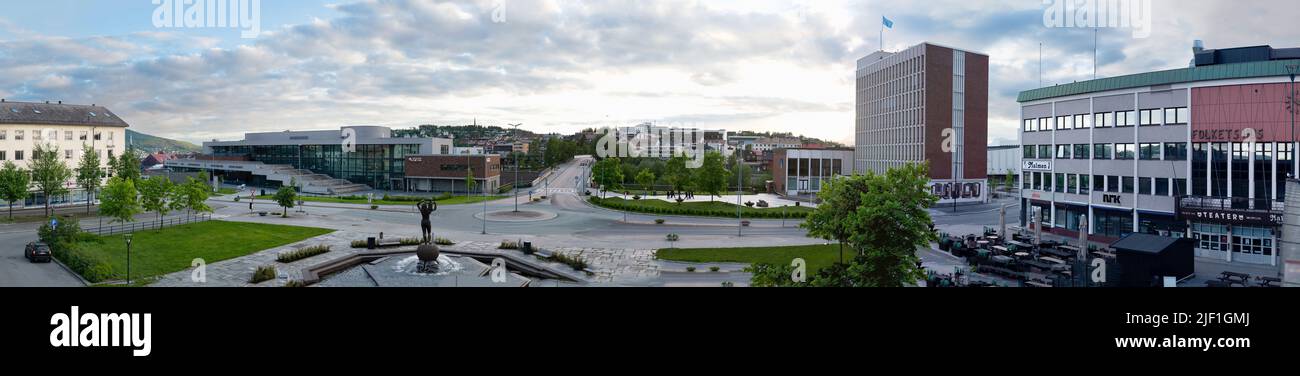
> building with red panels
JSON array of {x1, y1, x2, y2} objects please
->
[
  {"x1": 856, "y1": 42, "x2": 990, "y2": 205},
  {"x1": 1017, "y1": 43, "x2": 1300, "y2": 267}
]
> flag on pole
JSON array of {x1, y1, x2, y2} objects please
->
[{"x1": 882, "y1": 16, "x2": 894, "y2": 29}]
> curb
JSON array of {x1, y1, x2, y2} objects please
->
[{"x1": 51, "y1": 257, "x2": 92, "y2": 287}]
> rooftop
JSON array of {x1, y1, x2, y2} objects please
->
[
  {"x1": 0, "y1": 100, "x2": 129, "y2": 128},
  {"x1": 1019, "y1": 44, "x2": 1300, "y2": 103}
]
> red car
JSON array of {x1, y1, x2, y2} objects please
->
[{"x1": 25, "y1": 242, "x2": 52, "y2": 263}]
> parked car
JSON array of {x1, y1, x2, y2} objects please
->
[{"x1": 25, "y1": 242, "x2": 52, "y2": 263}]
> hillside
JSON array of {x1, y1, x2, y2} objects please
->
[{"x1": 125, "y1": 129, "x2": 202, "y2": 153}]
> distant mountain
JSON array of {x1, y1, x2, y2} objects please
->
[{"x1": 125, "y1": 130, "x2": 202, "y2": 153}]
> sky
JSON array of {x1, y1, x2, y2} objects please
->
[{"x1": 1, "y1": 0, "x2": 1298, "y2": 147}]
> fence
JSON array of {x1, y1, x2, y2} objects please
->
[{"x1": 84, "y1": 213, "x2": 214, "y2": 236}]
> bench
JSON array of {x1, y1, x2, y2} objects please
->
[
  {"x1": 1257, "y1": 276, "x2": 1281, "y2": 288},
  {"x1": 1205, "y1": 280, "x2": 1234, "y2": 288},
  {"x1": 1024, "y1": 281, "x2": 1053, "y2": 288}
]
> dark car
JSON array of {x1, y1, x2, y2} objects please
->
[{"x1": 25, "y1": 242, "x2": 52, "y2": 263}]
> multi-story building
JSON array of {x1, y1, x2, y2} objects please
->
[
  {"x1": 751, "y1": 137, "x2": 801, "y2": 152},
  {"x1": 771, "y1": 148, "x2": 854, "y2": 196},
  {"x1": 172, "y1": 126, "x2": 452, "y2": 193},
  {"x1": 1017, "y1": 43, "x2": 1300, "y2": 267},
  {"x1": 0, "y1": 100, "x2": 126, "y2": 208},
  {"x1": 987, "y1": 145, "x2": 1023, "y2": 187},
  {"x1": 856, "y1": 42, "x2": 990, "y2": 205}
]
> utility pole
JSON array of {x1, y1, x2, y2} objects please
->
[
  {"x1": 737, "y1": 158, "x2": 743, "y2": 237},
  {"x1": 509, "y1": 123, "x2": 522, "y2": 213}
]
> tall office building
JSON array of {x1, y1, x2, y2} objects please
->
[{"x1": 855, "y1": 42, "x2": 989, "y2": 204}]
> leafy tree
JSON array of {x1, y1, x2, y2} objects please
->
[
  {"x1": 693, "y1": 151, "x2": 730, "y2": 202},
  {"x1": 273, "y1": 185, "x2": 298, "y2": 217},
  {"x1": 113, "y1": 151, "x2": 142, "y2": 183},
  {"x1": 74, "y1": 145, "x2": 104, "y2": 214},
  {"x1": 29, "y1": 144, "x2": 73, "y2": 217},
  {"x1": 465, "y1": 167, "x2": 478, "y2": 195},
  {"x1": 0, "y1": 161, "x2": 32, "y2": 220},
  {"x1": 178, "y1": 178, "x2": 213, "y2": 220},
  {"x1": 635, "y1": 169, "x2": 655, "y2": 196},
  {"x1": 592, "y1": 158, "x2": 624, "y2": 198},
  {"x1": 782, "y1": 163, "x2": 938, "y2": 287},
  {"x1": 138, "y1": 175, "x2": 175, "y2": 228},
  {"x1": 664, "y1": 155, "x2": 691, "y2": 198},
  {"x1": 99, "y1": 176, "x2": 141, "y2": 224},
  {"x1": 1005, "y1": 169, "x2": 1017, "y2": 191}
]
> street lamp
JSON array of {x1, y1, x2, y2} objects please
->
[
  {"x1": 509, "y1": 123, "x2": 522, "y2": 213},
  {"x1": 482, "y1": 155, "x2": 489, "y2": 235},
  {"x1": 123, "y1": 234, "x2": 133, "y2": 286}
]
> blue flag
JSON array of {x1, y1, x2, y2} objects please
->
[{"x1": 882, "y1": 16, "x2": 894, "y2": 29}]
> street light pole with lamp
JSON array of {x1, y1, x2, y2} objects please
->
[
  {"x1": 509, "y1": 123, "x2": 523, "y2": 213},
  {"x1": 1287, "y1": 64, "x2": 1299, "y2": 179},
  {"x1": 123, "y1": 234, "x2": 133, "y2": 286}
]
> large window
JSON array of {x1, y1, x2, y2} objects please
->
[
  {"x1": 1074, "y1": 144, "x2": 1090, "y2": 159},
  {"x1": 1138, "y1": 177, "x2": 1152, "y2": 195},
  {"x1": 1255, "y1": 143, "x2": 1273, "y2": 202},
  {"x1": 1074, "y1": 114, "x2": 1090, "y2": 129},
  {"x1": 1067, "y1": 174, "x2": 1078, "y2": 194},
  {"x1": 1164, "y1": 143, "x2": 1188, "y2": 161},
  {"x1": 1055, "y1": 173, "x2": 1065, "y2": 192},
  {"x1": 1038, "y1": 118, "x2": 1051, "y2": 131},
  {"x1": 1139, "y1": 109, "x2": 1163, "y2": 126},
  {"x1": 1107, "y1": 176, "x2": 1120, "y2": 193},
  {"x1": 1231, "y1": 142, "x2": 1248, "y2": 199},
  {"x1": 1056, "y1": 145, "x2": 1072, "y2": 159},
  {"x1": 1279, "y1": 144, "x2": 1294, "y2": 201},
  {"x1": 1094, "y1": 112, "x2": 1112, "y2": 128},
  {"x1": 1116, "y1": 111, "x2": 1136, "y2": 127},
  {"x1": 1038, "y1": 145, "x2": 1052, "y2": 158},
  {"x1": 1094, "y1": 143, "x2": 1113, "y2": 160},
  {"x1": 1024, "y1": 119, "x2": 1036, "y2": 132},
  {"x1": 1155, "y1": 178, "x2": 1170, "y2": 196},
  {"x1": 1164, "y1": 107, "x2": 1189, "y2": 125},
  {"x1": 1093, "y1": 174, "x2": 1105, "y2": 192},
  {"x1": 1080, "y1": 175, "x2": 1090, "y2": 195},
  {"x1": 1115, "y1": 143, "x2": 1135, "y2": 160},
  {"x1": 1024, "y1": 145, "x2": 1036, "y2": 159},
  {"x1": 1122, "y1": 176, "x2": 1135, "y2": 193},
  {"x1": 1056, "y1": 116, "x2": 1071, "y2": 130},
  {"x1": 1193, "y1": 143, "x2": 1208, "y2": 196},
  {"x1": 1139, "y1": 143, "x2": 1162, "y2": 160}
]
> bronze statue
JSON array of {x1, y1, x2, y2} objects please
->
[{"x1": 417, "y1": 200, "x2": 438, "y2": 244}]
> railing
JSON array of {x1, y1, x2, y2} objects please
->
[
  {"x1": 1176, "y1": 196, "x2": 1283, "y2": 213},
  {"x1": 84, "y1": 213, "x2": 214, "y2": 236}
]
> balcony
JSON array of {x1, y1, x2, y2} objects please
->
[{"x1": 1175, "y1": 196, "x2": 1284, "y2": 227}]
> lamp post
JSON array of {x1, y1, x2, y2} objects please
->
[
  {"x1": 482, "y1": 155, "x2": 489, "y2": 235},
  {"x1": 123, "y1": 234, "x2": 133, "y2": 286},
  {"x1": 509, "y1": 123, "x2": 522, "y2": 213},
  {"x1": 736, "y1": 159, "x2": 743, "y2": 237}
]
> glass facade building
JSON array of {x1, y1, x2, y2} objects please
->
[{"x1": 210, "y1": 144, "x2": 423, "y2": 190}]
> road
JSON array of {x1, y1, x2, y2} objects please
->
[{"x1": 0, "y1": 222, "x2": 83, "y2": 287}]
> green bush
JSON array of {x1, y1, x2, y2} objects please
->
[
  {"x1": 655, "y1": 219, "x2": 666, "y2": 225},
  {"x1": 499, "y1": 241, "x2": 520, "y2": 250},
  {"x1": 686, "y1": 266, "x2": 697, "y2": 273},
  {"x1": 277, "y1": 245, "x2": 331, "y2": 263},
  {"x1": 52, "y1": 243, "x2": 114, "y2": 283},
  {"x1": 399, "y1": 238, "x2": 422, "y2": 246},
  {"x1": 284, "y1": 280, "x2": 308, "y2": 288},
  {"x1": 710, "y1": 266, "x2": 721, "y2": 272},
  {"x1": 351, "y1": 240, "x2": 369, "y2": 249},
  {"x1": 434, "y1": 237, "x2": 455, "y2": 246},
  {"x1": 548, "y1": 253, "x2": 589, "y2": 271},
  {"x1": 250, "y1": 265, "x2": 277, "y2": 284}
]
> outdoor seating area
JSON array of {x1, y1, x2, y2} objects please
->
[
  {"x1": 934, "y1": 227, "x2": 1116, "y2": 288},
  {"x1": 1207, "y1": 272, "x2": 1280, "y2": 288}
]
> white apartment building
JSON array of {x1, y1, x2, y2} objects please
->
[{"x1": 0, "y1": 100, "x2": 128, "y2": 208}]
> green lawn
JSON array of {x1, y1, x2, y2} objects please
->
[
  {"x1": 656, "y1": 244, "x2": 850, "y2": 273},
  {"x1": 590, "y1": 197, "x2": 815, "y2": 219},
  {"x1": 254, "y1": 195, "x2": 507, "y2": 206},
  {"x1": 80, "y1": 221, "x2": 334, "y2": 281}
]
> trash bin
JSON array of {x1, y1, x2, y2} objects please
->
[
  {"x1": 522, "y1": 242, "x2": 533, "y2": 253},
  {"x1": 368, "y1": 237, "x2": 377, "y2": 250}
]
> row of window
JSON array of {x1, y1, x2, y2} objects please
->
[
  {"x1": 1024, "y1": 143, "x2": 1188, "y2": 161},
  {"x1": 0, "y1": 130, "x2": 109, "y2": 142},
  {"x1": 1023, "y1": 107, "x2": 1189, "y2": 132},
  {"x1": 1024, "y1": 171, "x2": 1188, "y2": 197},
  {"x1": 0, "y1": 148, "x2": 113, "y2": 162}
]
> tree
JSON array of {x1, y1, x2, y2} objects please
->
[
  {"x1": 0, "y1": 162, "x2": 32, "y2": 220},
  {"x1": 635, "y1": 169, "x2": 655, "y2": 197},
  {"x1": 178, "y1": 178, "x2": 213, "y2": 220},
  {"x1": 1005, "y1": 169, "x2": 1017, "y2": 191},
  {"x1": 113, "y1": 151, "x2": 142, "y2": 183},
  {"x1": 592, "y1": 158, "x2": 624, "y2": 198},
  {"x1": 138, "y1": 175, "x2": 175, "y2": 228},
  {"x1": 693, "y1": 151, "x2": 730, "y2": 201},
  {"x1": 99, "y1": 176, "x2": 141, "y2": 224},
  {"x1": 664, "y1": 155, "x2": 691, "y2": 198},
  {"x1": 794, "y1": 163, "x2": 937, "y2": 287},
  {"x1": 29, "y1": 144, "x2": 73, "y2": 217},
  {"x1": 74, "y1": 145, "x2": 104, "y2": 214},
  {"x1": 465, "y1": 167, "x2": 478, "y2": 195},
  {"x1": 273, "y1": 185, "x2": 297, "y2": 217}
]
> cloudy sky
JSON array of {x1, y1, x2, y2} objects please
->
[{"x1": 1, "y1": 0, "x2": 1298, "y2": 146}]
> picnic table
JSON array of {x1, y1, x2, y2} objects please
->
[
  {"x1": 991, "y1": 246, "x2": 1010, "y2": 255},
  {"x1": 1219, "y1": 272, "x2": 1251, "y2": 287},
  {"x1": 1257, "y1": 276, "x2": 1281, "y2": 288},
  {"x1": 1040, "y1": 247, "x2": 1074, "y2": 260}
]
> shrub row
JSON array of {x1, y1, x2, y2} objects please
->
[
  {"x1": 434, "y1": 237, "x2": 455, "y2": 246},
  {"x1": 548, "y1": 252, "x2": 589, "y2": 271},
  {"x1": 40, "y1": 219, "x2": 115, "y2": 283},
  {"x1": 277, "y1": 245, "x2": 331, "y2": 263},
  {"x1": 250, "y1": 266, "x2": 277, "y2": 284},
  {"x1": 588, "y1": 197, "x2": 811, "y2": 219}
]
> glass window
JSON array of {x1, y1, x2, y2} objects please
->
[
  {"x1": 1056, "y1": 145, "x2": 1071, "y2": 159},
  {"x1": 1074, "y1": 144, "x2": 1090, "y2": 159},
  {"x1": 15, "y1": 150, "x2": 23, "y2": 160},
  {"x1": 1056, "y1": 116, "x2": 1071, "y2": 130},
  {"x1": 1174, "y1": 178, "x2": 1188, "y2": 196},
  {"x1": 1123, "y1": 176, "x2": 1135, "y2": 194},
  {"x1": 79, "y1": 131, "x2": 88, "y2": 141},
  {"x1": 1041, "y1": 117, "x2": 1054, "y2": 131},
  {"x1": 64, "y1": 131, "x2": 73, "y2": 141},
  {"x1": 1055, "y1": 173, "x2": 1065, "y2": 193},
  {"x1": 1139, "y1": 177, "x2": 1152, "y2": 195},
  {"x1": 1139, "y1": 143, "x2": 1161, "y2": 160},
  {"x1": 1164, "y1": 143, "x2": 1187, "y2": 161},
  {"x1": 15, "y1": 130, "x2": 24, "y2": 140},
  {"x1": 1024, "y1": 145, "x2": 1036, "y2": 159},
  {"x1": 1094, "y1": 112, "x2": 1112, "y2": 128},
  {"x1": 1080, "y1": 175, "x2": 1090, "y2": 194},
  {"x1": 1038, "y1": 145, "x2": 1052, "y2": 158},
  {"x1": 1093, "y1": 174, "x2": 1105, "y2": 192},
  {"x1": 1155, "y1": 178, "x2": 1170, "y2": 196},
  {"x1": 0, "y1": 130, "x2": 5, "y2": 140},
  {"x1": 1139, "y1": 109, "x2": 1163, "y2": 126},
  {"x1": 1108, "y1": 176, "x2": 1120, "y2": 193},
  {"x1": 1115, "y1": 144, "x2": 1135, "y2": 160},
  {"x1": 65, "y1": 149, "x2": 73, "y2": 160},
  {"x1": 1074, "y1": 114, "x2": 1089, "y2": 129},
  {"x1": 1116, "y1": 111, "x2": 1135, "y2": 127},
  {"x1": 1068, "y1": 174, "x2": 1078, "y2": 194},
  {"x1": 1094, "y1": 144, "x2": 1113, "y2": 160},
  {"x1": 0, "y1": 151, "x2": 5, "y2": 160},
  {"x1": 1024, "y1": 119, "x2": 1035, "y2": 132},
  {"x1": 1164, "y1": 107, "x2": 1189, "y2": 124}
]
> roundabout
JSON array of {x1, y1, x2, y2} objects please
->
[{"x1": 474, "y1": 209, "x2": 560, "y2": 223}]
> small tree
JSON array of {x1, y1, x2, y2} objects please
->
[
  {"x1": 0, "y1": 162, "x2": 32, "y2": 220},
  {"x1": 113, "y1": 151, "x2": 142, "y2": 183},
  {"x1": 99, "y1": 176, "x2": 141, "y2": 224},
  {"x1": 138, "y1": 175, "x2": 175, "y2": 228},
  {"x1": 1005, "y1": 169, "x2": 1017, "y2": 191},
  {"x1": 466, "y1": 167, "x2": 478, "y2": 195},
  {"x1": 273, "y1": 185, "x2": 297, "y2": 217},
  {"x1": 29, "y1": 144, "x2": 73, "y2": 217},
  {"x1": 74, "y1": 145, "x2": 104, "y2": 214},
  {"x1": 635, "y1": 169, "x2": 655, "y2": 197},
  {"x1": 665, "y1": 155, "x2": 691, "y2": 198},
  {"x1": 178, "y1": 178, "x2": 213, "y2": 221},
  {"x1": 693, "y1": 151, "x2": 729, "y2": 202}
]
